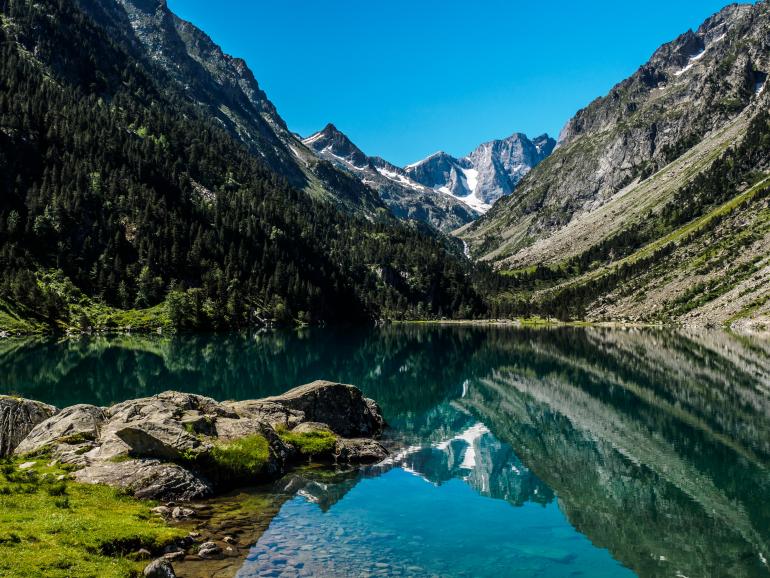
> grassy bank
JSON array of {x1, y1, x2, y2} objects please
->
[
  {"x1": 0, "y1": 455, "x2": 184, "y2": 578},
  {"x1": 0, "y1": 285, "x2": 172, "y2": 336}
]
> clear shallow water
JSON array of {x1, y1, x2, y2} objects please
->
[
  {"x1": 2, "y1": 326, "x2": 770, "y2": 578},
  {"x1": 240, "y1": 470, "x2": 632, "y2": 578}
]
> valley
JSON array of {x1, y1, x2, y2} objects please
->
[{"x1": 0, "y1": 0, "x2": 769, "y2": 336}]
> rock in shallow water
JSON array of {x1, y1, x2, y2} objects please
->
[
  {"x1": 334, "y1": 438, "x2": 389, "y2": 464},
  {"x1": 198, "y1": 541, "x2": 223, "y2": 559},
  {"x1": 171, "y1": 506, "x2": 196, "y2": 519},
  {"x1": 260, "y1": 380, "x2": 386, "y2": 438},
  {"x1": 143, "y1": 558, "x2": 176, "y2": 578}
]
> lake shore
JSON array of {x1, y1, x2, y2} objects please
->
[
  {"x1": 397, "y1": 317, "x2": 662, "y2": 328},
  {"x1": 0, "y1": 382, "x2": 389, "y2": 578}
]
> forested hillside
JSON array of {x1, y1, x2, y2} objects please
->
[{"x1": 0, "y1": 0, "x2": 485, "y2": 332}]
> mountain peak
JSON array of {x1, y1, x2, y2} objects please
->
[
  {"x1": 404, "y1": 131, "x2": 554, "y2": 210},
  {"x1": 532, "y1": 134, "x2": 557, "y2": 156},
  {"x1": 405, "y1": 151, "x2": 454, "y2": 170},
  {"x1": 321, "y1": 122, "x2": 341, "y2": 135},
  {"x1": 302, "y1": 128, "x2": 479, "y2": 231},
  {"x1": 303, "y1": 124, "x2": 369, "y2": 169}
]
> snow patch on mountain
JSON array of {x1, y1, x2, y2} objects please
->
[
  {"x1": 302, "y1": 124, "x2": 480, "y2": 231},
  {"x1": 462, "y1": 167, "x2": 479, "y2": 193},
  {"x1": 674, "y1": 32, "x2": 727, "y2": 76},
  {"x1": 405, "y1": 132, "x2": 555, "y2": 213}
]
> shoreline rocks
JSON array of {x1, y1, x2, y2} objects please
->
[
  {"x1": 0, "y1": 396, "x2": 58, "y2": 457},
  {"x1": 5, "y1": 381, "x2": 389, "y2": 501}
]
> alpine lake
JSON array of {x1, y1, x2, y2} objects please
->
[{"x1": 1, "y1": 325, "x2": 769, "y2": 578}]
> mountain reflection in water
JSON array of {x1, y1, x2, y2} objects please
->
[{"x1": 2, "y1": 326, "x2": 769, "y2": 577}]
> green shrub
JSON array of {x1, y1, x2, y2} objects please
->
[
  {"x1": 210, "y1": 434, "x2": 270, "y2": 477},
  {"x1": 44, "y1": 481, "x2": 67, "y2": 497}
]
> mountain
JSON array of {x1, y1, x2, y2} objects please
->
[
  {"x1": 405, "y1": 133, "x2": 555, "y2": 213},
  {"x1": 302, "y1": 124, "x2": 479, "y2": 232},
  {"x1": 75, "y1": 0, "x2": 384, "y2": 214},
  {"x1": 461, "y1": 2, "x2": 770, "y2": 331},
  {"x1": 0, "y1": 0, "x2": 487, "y2": 332}
]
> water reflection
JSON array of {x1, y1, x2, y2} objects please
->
[{"x1": 1, "y1": 327, "x2": 769, "y2": 577}]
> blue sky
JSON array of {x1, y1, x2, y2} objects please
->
[{"x1": 167, "y1": 0, "x2": 743, "y2": 166}]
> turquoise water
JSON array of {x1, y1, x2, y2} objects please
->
[
  {"x1": 2, "y1": 326, "x2": 769, "y2": 577},
  {"x1": 240, "y1": 470, "x2": 632, "y2": 578}
]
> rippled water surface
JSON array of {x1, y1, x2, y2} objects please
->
[{"x1": 2, "y1": 326, "x2": 769, "y2": 577}]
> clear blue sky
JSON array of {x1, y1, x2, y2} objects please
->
[{"x1": 167, "y1": 0, "x2": 745, "y2": 166}]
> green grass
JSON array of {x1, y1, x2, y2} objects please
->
[
  {"x1": 0, "y1": 270, "x2": 173, "y2": 335},
  {"x1": 0, "y1": 456, "x2": 184, "y2": 578},
  {"x1": 209, "y1": 434, "x2": 270, "y2": 477},
  {"x1": 280, "y1": 429, "x2": 337, "y2": 457},
  {"x1": 0, "y1": 297, "x2": 48, "y2": 334},
  {"x1": 82, "y1": 303, "x2": 171, "y2": 333},
  {"x1": 0, "y1": 283, "x2": 172, "y2": 335}
]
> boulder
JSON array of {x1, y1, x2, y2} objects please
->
[
  {"x1": 73, "y1": 458, "x2": 213, "y2": 501},
  {"x1": 260, "y1": 381, "x2": 385, "y2": 438},
  {"x1": 0, "y1": 396, "x2": 57, "y2": 457},
  {"x1": 14, "y1": 404, "x2": 105, "y2": 456},
  {"x1": 114, "y1": 421, "x2": 208, "y2": 461},
  {"x1": 143, "y1": 558, "x2": 176, "y2": 578},
  {"x1": 107, "y1": 391, "x2": 237, "y2": 422},
  {"x1": 214, "y1": 417, "x2": 267, "y2": 441},
  {"x1": 97, "y1": 391, "x2": 234, "y2": 461},
  {"x1": 334, "y1": 438, "x2": 389, "y2": 464},
  {"x1": 223, "y1": 400, "x2": 304, "y2": 430},
  {"x1": 49, "y1": 441, "x2": 98, "y2": 467}
]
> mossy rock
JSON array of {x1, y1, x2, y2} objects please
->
[{"x1": 209, "y1": 434, "x2": 270, "y2": 478}]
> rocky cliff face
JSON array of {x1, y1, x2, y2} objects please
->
[
  {"x1": 458, "y1": 2, "x2": 770, "y2": 329},
  {"x1": 405, "y1": 132, "x2": 555, "y2": 213},
  {"x1": 75, "y1": 0, "x2": 385, "y2": 213},
  {"x1": 463, "y1": 3, "x2": 769, "y2": 258},
  {"x1": 303, "y1": 124, "x2": 479, "y2": 232}
]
